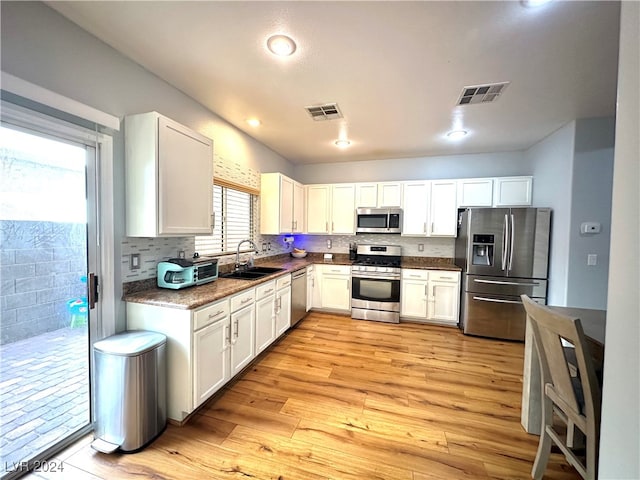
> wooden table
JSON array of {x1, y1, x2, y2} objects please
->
[{"x1": 520, "y1": 306, "x2": 606, "y2": 434}]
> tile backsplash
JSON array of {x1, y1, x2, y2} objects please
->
[{"x1": 121, "y1": 233, "x2": 454, "y2": 282}]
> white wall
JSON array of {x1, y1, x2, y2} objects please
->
[
  {"x1": 527, "y1": 121, "x2": 576, "y2": 305},
  {"x1": 566, "y1": 117, "x2": 615, "y2": 309},
  {"x1": 293, "y1": 151, "x2": 532, "y2": 184},
  {"x1": 599, "y1": 2, "x2": 640, "y2": 478},
  {"x1": 0, "y1": 1, "x2": 295, "y2": 327}
]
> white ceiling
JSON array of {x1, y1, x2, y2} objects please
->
[{"x1": 48, "y1": 1, "x2": 620, "y2": 165}]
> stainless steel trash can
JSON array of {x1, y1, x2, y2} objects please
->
[{"x1": 91, "y1": 330, "x2": 167, "y2": 453}]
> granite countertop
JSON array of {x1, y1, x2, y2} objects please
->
[{"x1": 123, "y1": 253, "x2": 460, "y2": 310}]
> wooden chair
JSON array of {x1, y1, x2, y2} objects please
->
[{"x1": 521, "y1": 295, "x2": 602, "y2": 480}]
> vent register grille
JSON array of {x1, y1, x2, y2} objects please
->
[
  {"x1": 456, "y1": 82, "x2": 510, "y2": 106},
  {"x1": 304, "y1": 103, "x2": 343, "y2": 121}
]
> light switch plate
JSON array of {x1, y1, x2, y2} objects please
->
[
  {"x1": 130, "y1": 253, "x2": 141, "y2": 269},
  {"x1": 587, "y1": 254, "x2": 597, "y2": 266}
]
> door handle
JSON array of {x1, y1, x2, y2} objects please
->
[
  {"x1": 224, "y1": 324, "x2": 231, "y2": 347},
  {"x1": 473, "y1": 296, "x2": 523, "y2": 305},
  {"x1": 473, "y1": 279, "x2": 541, "y2": 287},
  {"x1": 509, "y1": 213, "x2": 515, "y2": 271},
  {"x1": 88, "y1": 273, "x2": 99, "y2": 309},
  {"x1": 501, "y1": 214, "x2": 508, "y2": 271}
]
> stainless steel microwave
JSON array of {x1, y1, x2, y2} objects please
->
[{"x1": 355, "y1": 208, "x2": 402, "y2": 234}]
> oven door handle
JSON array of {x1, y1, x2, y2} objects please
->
[{"x1": 352, "y1": 274, "x2": 401, "y2": 280}]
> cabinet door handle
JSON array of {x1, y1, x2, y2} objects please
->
[
  {"x1": 423, "y1": 222, "x2": 427, "y2": 233},
  {"x1": 211, "y1": 213, "x2": 215, "y2": 230},
  {"x1": 241, "y1": 298, "x2": 252, "y2": 304},
  {"x1": 332, "y1": 222, "x2": 335, "y2": 232},
  {"x1": 431, "y1": 222, "x2": 435, "y2": 234},
  {"x1": 208, "y1": 310, "x2": 224, "y2": 319},
  {"x1": 264, "y1": 288, "x2": 274, "y2": 295},
  {"x1": 231, "y1": 319, "x2": 239, "y2": 344},
  {"x1": 325, "y1": 221, "x2": 328, "y2": 233},
  {"x1": 224, "y1": 324, "x2": 231, "y2": 347}
]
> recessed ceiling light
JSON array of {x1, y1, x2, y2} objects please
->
[
  {"x1": 447, "y1": 130, "x2": 468, "y2": 140},
  {"x1": 246, "y1": 118, "x2": 261, "y2": 127},
  {"x1": 266, "y1": 34, "x2": 297, "y2": 57},
  {"x1": 521, "y1": 0, "x2": 553, "y2": 7},
  {"x1": 334, "y1": 139, "x2": 351, "y2": 148}
]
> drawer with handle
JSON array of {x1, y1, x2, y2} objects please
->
[
  {"x1": 429, "y1": 271, "x2": 460, "y2": 283},
  {"x1": 402, "y1": 269, "x2": 429, "y2": 281},
  {"x1": 230, "y1": 288, "x2": 256, "y2": 312},
  {"x1": 256, "y1": 280, "x2": 276, "y2": 300},
  {"x1": 193, "y1": 298, "x2": 229, "y2": 331},
  {"x1": 276, "y1": 274, "x2": 292, "y2": 290}
]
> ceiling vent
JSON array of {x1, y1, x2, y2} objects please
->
[
  {"x1": 456, "y1": 82, "x2": 510, "y2": 106},
  {"x1": 304, "y1": 103, "x2": 343, "y2": 121}
]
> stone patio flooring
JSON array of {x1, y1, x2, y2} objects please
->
[{"x1": 0, "y1": 327, "x2": 90, "y2": 475}]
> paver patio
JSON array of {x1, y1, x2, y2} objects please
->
[{"x1": 0, "y1": 327, "x2": 89, "y2": 474}]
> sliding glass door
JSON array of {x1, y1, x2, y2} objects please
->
[{"x1": 0, "y1": 116, "x2": 100, "y2": 478}]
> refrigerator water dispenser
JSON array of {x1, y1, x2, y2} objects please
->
[{"x1": 472, "y1": 234, "x2": 494, "y2": 266}]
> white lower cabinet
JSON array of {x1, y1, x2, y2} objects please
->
[
  {"x1": 229, "y1": 289, "x2": 256, "y2": 376},
  {"x1": 126, "y1": 274, "x2": 299, "y2": 423},
  {"x1": 255, "y1": 281, "x2": 276, "y2": 354},
  {"x1": 193, "y1": 316, "x2": 229, "y2": 409},
  {"x1": 319, "y1": 264, "x2": 351, "y2": 312},
  {"x1": 400, "y1": 269, "x2": 429, "y2": 318},
  {"x1": 276, "y1": 285, "x2": 292, "y2": 336},
  {"x1": 401, "y1": 269, "x2": 461, "y2": 326},
  {"x1": 426, "y1": 271, "x2": 461, "y2": 325},
  {"x1": 306, "y1": 265, "x2": 315, "y2": 311}
]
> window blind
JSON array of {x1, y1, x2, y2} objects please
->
[{"x1": 195, "y1": 185, "x2": 254, "y2": 255}]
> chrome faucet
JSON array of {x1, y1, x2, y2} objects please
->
[{"x1": 235, "y1": 239, "x2": 259, "y2": 271}]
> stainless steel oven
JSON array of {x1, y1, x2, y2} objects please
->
[{"x1": 351, "y1": 244, "x2": 402, "y2": 323}]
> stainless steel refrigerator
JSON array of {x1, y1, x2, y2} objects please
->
[{"x1": 455, "y1": 208, "x2": 551, "y2": 341}]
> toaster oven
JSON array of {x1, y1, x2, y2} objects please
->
[{"x1": 157, "y1": 257, "x2": 218, "y2": 289}]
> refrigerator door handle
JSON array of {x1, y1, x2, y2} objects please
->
[
  {"x1": 473, "y1": 296, "x2": 523, "y2": 305},
  {"x1": 508, "y1": 213, "x2": 515, "y2": 271},
  {"x1": 473, "y1": 279, "x2": 541, "y2": 287},
  {"x1": 501, "y1": 214, "x2": 508, "y2": 270}
]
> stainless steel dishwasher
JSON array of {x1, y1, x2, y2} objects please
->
[{"x1": 291, "y1": 268, "x2": 307, "y2": 326}]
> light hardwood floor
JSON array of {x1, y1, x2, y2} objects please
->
[{"x1": 32, "y1": 313, "x2": 581, "y2": 479}]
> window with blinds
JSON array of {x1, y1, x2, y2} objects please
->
[{"x1": 195, "y1": 185, "x2": 254, "y2": 255}]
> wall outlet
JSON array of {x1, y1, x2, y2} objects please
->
[
  {"x1": 267, "y1": 242, "x2": 271, "y2": 251},
  {"x1": 178, "y1": 250, "x2": 185, "y2": 259},
  {"x1": 580, "y1": 222, "x2": 601, "y2": 234},
  {"x1": 587, "y1": 254, "x2": 598, "y2": 266},
  {"x1": 130, "y1": 253, "x2": 141, "y2": 270},
  {"x1": 326, "y1": 239, "x2": 332, "y2": 249},
  {"x1": 418, "y1": 244, "x2": 424, "y2": 252},
  {"x1": 262, "y1": 243, "x2": 267, "y2": 252}
]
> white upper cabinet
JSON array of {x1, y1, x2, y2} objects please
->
[
  {"x1": 306, "y1": 184, "x2": 331, "y2": 234},
  {"x1": 306, "y1": 184, "x2": 355, "y2": 234},
  {"x1": 493, "y1": 176, "x2": 533, "y2": 206},
  {"x1": 457, "y1": 178, "x2": 494, "y2": 207},
  {"x1": 331, "y1": 184, "x2": 356, "y2": 234},
  {"x1": 401, "y1": 181, "x2": 430, "y2": 236},
  {"x1": 355, "y1": 183, "x2": 378, "y2": 208},
  {"x1": 260, "y1": 173, "x2": 305, "y2": 234},
  {"x1": 429, "y1": 180, "x2": 457, "y2": 236},
  {"x1": 402, "y1": 180, "x2": 457, "y2": 237},
  {"x1": 125, "y1": 112, "x2": 213, "y2": 237},
  {"x1": 355, "y1": 182, "x2": 402, "y2": 208}
]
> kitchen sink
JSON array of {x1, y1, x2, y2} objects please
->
[{"x1": 221, "y1": 266, "x2": 285, "y2": 280}]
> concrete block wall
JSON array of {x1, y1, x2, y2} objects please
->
[{"x1": 0, "y1": 221, "x2": 87, "y2": 344}]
